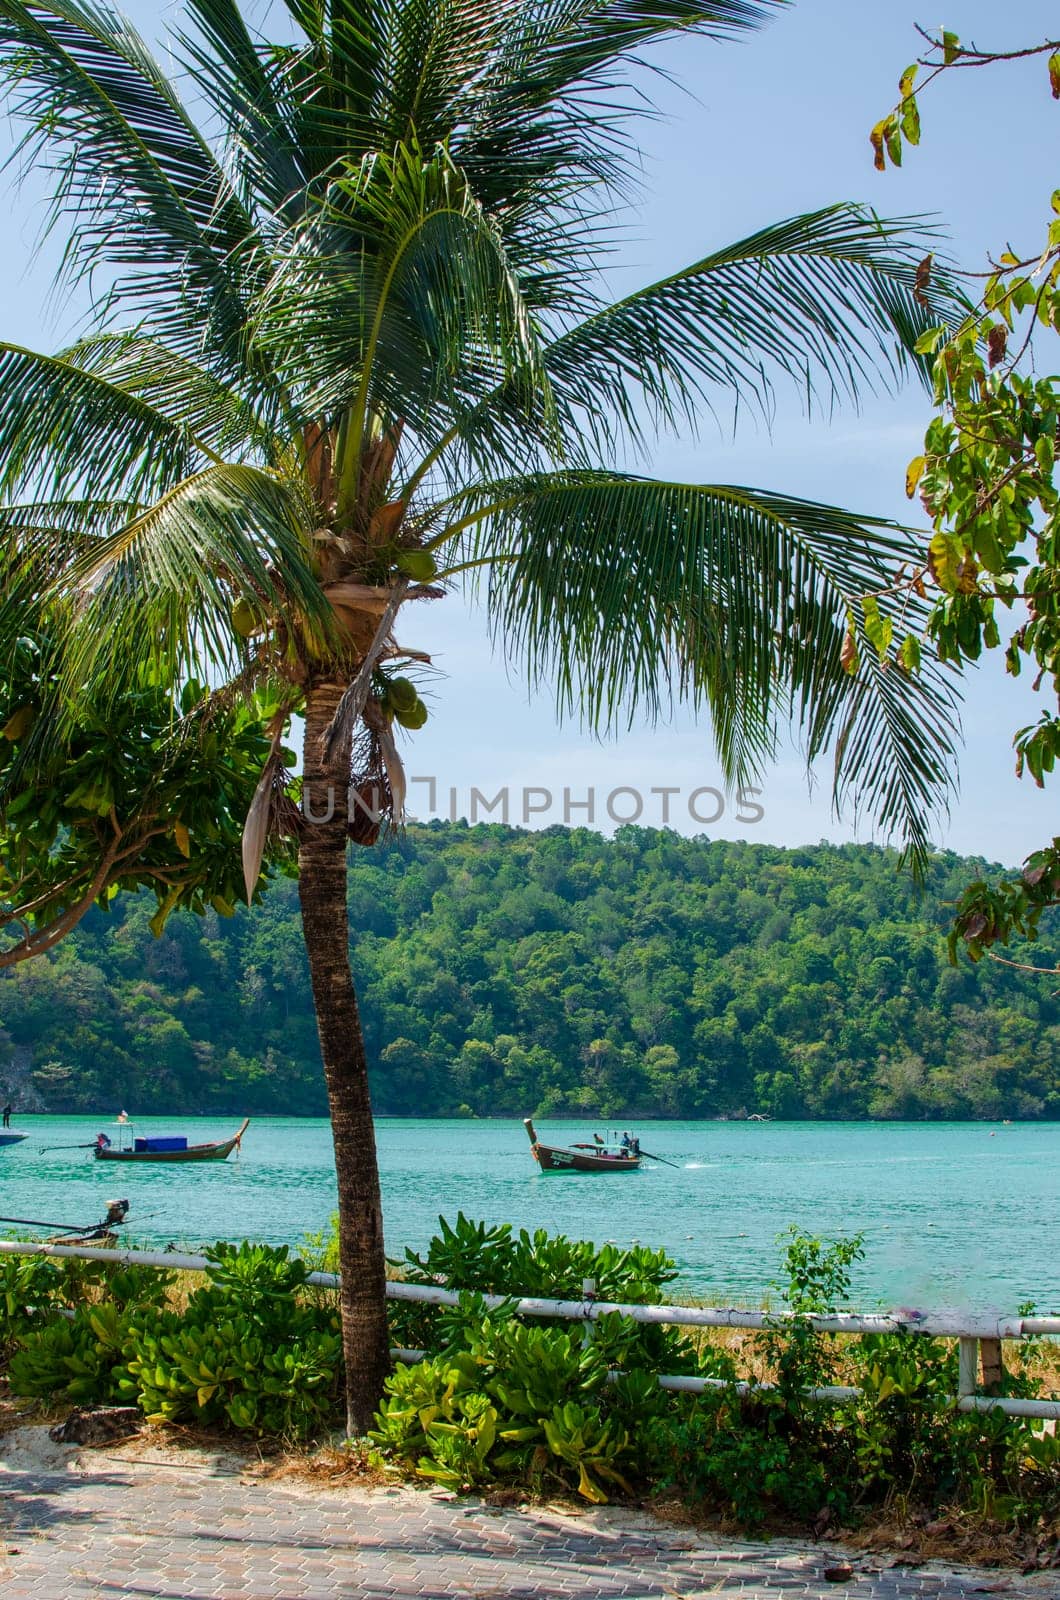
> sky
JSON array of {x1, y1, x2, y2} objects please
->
[{"x1": 2, "y1": 0, "x2": 1058, "y2": 864}]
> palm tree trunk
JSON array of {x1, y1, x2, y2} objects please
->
[{"x1": 298, "y1": 678, "x2": 390, "y2": 1435}]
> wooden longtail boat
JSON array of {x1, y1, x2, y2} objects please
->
[
  {"x1": 0, "y1": 1132, "x2": 26, "y2": 1148},
  {"x1": 523, "y1": 1118, "x2": 641, "y2": 1173},
  {"x1": 94, "y1": 1118, "x2": 249, "y2": 1163}
]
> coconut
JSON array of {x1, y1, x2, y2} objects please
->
[
  {"x1": 396, "y1": 548, "x2": 437, "y2": 583},
  {"x1": 394, "y1": 697, "x2": 428, "y2": 730},
  {"x1": 386, "y1": 676, "x2": 418, "y2": 714},
  {"x1": 230, "y1": 598, "x2": 258, "y2": 638}
]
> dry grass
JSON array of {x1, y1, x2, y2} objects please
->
[
  {"x1": 685, "y1": 1323, "x2": 1060, "y2": 1394},
  {"x1": 648, "y1": 1491, "x2": 1060, "y2": 1572}
]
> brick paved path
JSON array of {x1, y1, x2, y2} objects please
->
[{"x1": 0, "y1": 1433, "x2": 1052, "y2": 1599}]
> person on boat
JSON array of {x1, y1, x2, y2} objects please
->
[
  {"x1": 1, "y1": 1104, "x2": 10, "y2": 1128},
  {"x1": 95, "y1": 1132, "x2": 112, "y2": 1152}
]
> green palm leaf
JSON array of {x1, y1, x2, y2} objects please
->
[
  {"x1": 450, "y1": 2, "x2": 782, "y2": 191},
  {"x1": 53, "y1": 464, "x2": 330, "y2": 700},
  {"x1": 0, "y1": 343, "x2": 202, "y2": 502},
  {"x1": 177, "y1": 0, "x2": 310, "y2": 219},
  {"x1": 254, "y1": 142, "x2": 551, "y2": 450},
  {"x1": 546, "y1": 207, "x2": 963, "y2": 445},
  {"x1": 444, "y1": 470, "x2": 957, "y2": 865},
  {"x1": 59, "y1": 333, "x2": 285, "y2": 461},
  {"x1": 0, "y1": 0, "x2": 256, "y2": 359}
]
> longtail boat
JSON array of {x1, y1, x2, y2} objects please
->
[
  {"x1": 94, "y1": 1118, "x2": 249, "y2": 1163},
  {"x1": 523, "y1": 1117, "x2": 642, "y2": 1173},
  {"x1": 0, "y1": 1132, "x2": 26, "y2": 1148}
]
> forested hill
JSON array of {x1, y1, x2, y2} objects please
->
[{"x1": 2, "y1": 824, "x2": 1059, "y2": 1121}]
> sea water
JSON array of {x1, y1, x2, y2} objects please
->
[{"x1": 2, "y1": 1116, "x2": 1057, "y2": 1313}]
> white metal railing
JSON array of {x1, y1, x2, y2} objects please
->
[{"x1": 2, "y1": 1238, "x2": 1059, "y2": 1420}]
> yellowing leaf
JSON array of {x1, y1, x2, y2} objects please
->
[
  {"x1": 927, "y1": 532, "x2": 960, "y2": 593},
  {"x1": 869, "y1": 119, "x2": 888, "y2": 173},
  {"x1": 173, "y1": 820, "x2": 191, "y2": 859},
  {"x1": 1050, "y1": 52, "x2": 1060, "y2": 99},
  {"x1": 905, "y1": 455, "x2": 926, "y2": 498},
  {"x1": 898, "y1": 63, "x2": 918, "y2": 98},
  {"x1": 148, "y1": 887, "x2": 181, "y2": 940},
  {"x1": 900, "y1": 633, "x2": 922, "y2": 673},
  {"x1": 955, "y1": 553, "x2": 979, "y2": 595}
]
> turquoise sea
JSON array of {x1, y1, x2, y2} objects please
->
[{"x1": 1, "y1": 1117, "x2": 1057, "y2": 1314}]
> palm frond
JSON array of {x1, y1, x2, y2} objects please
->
[
  {"x1": 448, "y1": 2, "x2": 780, "y2": 228},
  {"x1": 176, "y1": 0, "x2": 313, "y2": 221},
  {"x1": 545, "y1": 206, "x2": 965, "y2": 447},
  {"x1": 254, "y1": 143, "x2": 552, "y2": 447},
  {"x1": 59, "y1": 332, "x2": 285, "y2": 461},
  {"x1": 54, "y1": 463, "x2": 331, "y2": 702},
  {"x1": 443, "y1": 470, "x2": 958, "y2": 862},
  {"x1": 0, "y1": 343, "x2": 202, "y2": 503},
  {"x1": 0, "y1": 0, "x2": 256, "y2": 360}
]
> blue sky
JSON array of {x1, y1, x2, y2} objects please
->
[{"x1": 3, "y1": 0, "x2": 1058, "y2": 863}]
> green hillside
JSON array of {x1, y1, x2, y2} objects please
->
[{"x1": 2, "y1": 824, "x2": 1058, "y2": 1121}]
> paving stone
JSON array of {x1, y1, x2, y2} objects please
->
[{"x1": 1, "y1": 1453, "x2": 1057, "y2": 1600}]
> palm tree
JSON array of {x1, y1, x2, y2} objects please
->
[{"x1": 0, "y1": 0, "x2": 961, "y2": 1433}]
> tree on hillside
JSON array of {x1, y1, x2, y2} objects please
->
[
  {"x1": 0, "y1": 0, "x2": 961, "y2": 1432},
  {"x1": 868, "y1": 25, "x2": 1060, "y2": 962}
]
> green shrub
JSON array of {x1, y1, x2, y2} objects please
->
[
  {"x1": 9, "y1": 1304, "x2": 128, "y2": 1404},
  {"x1": 371, "y1": 1311, "x2": 635, "y2": 1501},
  {"x1": 120, "y1": 1242, "x2": 342, "y2": 1438},
  {"x1": 375, "y1": 1221, "x2": 1060, "y2": 1525},
  {"x1": 0, "y1": 1253, "x2": 67, "y2": 1349},
  {"x1": 3, "y1": 1218, "x2": 1059, "y2": 1531},
  {"x1": 387, "y1": 1212, "x2": 696, "y2": 1377},
  {"x1": 5, "y1": 1240, "x2": 343, "y2": 1441}
]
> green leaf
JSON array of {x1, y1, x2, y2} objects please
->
[
  {"x1": 899, "y1": 633, "x2": 921, "y2": 672},
  {"x1": 900, "y1": 95, "x2": 920, "y2": 146},
  {"x1": 942, "y1": 31, "x2": 960, "y2": 65},
  {"x1": 861, "y1": 595, "x2": 892, "y2": 661},
  {"x1": 972, "y1": 520, "x2": 1005, "y2": 575},
  {"x1": 913, "y1": 325, "x2": 945, "y2": 356}
]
